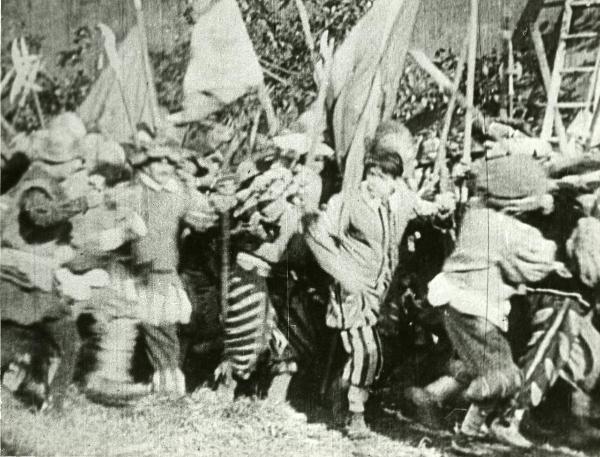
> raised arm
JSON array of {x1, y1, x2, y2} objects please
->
[
  {"x1": 497, "y1": 213, "x2": 557, "y2": 285},
  {"x1": 388, "y1": 180, "x2": 456, "y2": 220},
  {"x1": 304, "y1": 194, "x2": 372, "y2": 293}
]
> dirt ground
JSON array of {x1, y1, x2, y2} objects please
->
[{"x1": 2, "y1": 386, "x2": 597, "y2": 457}]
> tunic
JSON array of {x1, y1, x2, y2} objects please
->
[
  {"x1": 428, "y1": 206, "x2": 557, "y2": 331},
  {"x1": 102, "y1": 173, "x2": 217, "y2": 325},
  {"x1": 307, "y1": 181, "x2": 438, "y2": 329}
]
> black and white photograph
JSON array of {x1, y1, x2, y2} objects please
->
[{"x1": 1, "y1": 0, "x2": 599, "y2": 455}]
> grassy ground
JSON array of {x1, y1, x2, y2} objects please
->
[
  {"x1": 1, "y1": 388, "x2": 443, "y2": 457},
  {"x1": 1, "y1": 387, "x2": 596, "y2": 457}
]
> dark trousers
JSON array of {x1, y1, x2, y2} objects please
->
[
  {"x1": 443, "y1": 307, "x2": 522, "y2": 404},
  {"x1": 42, "y1": 317, "x2": 81, "y2": 405},
  {"x1": 138, "y1": 323, "x2": 180, "y2": 371}
]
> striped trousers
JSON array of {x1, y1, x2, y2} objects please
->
[{"x1": 340, "y1": 325, "x2": 383, "y2": 391}]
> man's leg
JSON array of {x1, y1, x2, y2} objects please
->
[
  {"x1": 406, "y1": 374, "x2": 465, "y2": 429},
  {"x1": 443, "y1": 307, "x2": 531, "y2": 447},
  {"x1": 339, "y1": 326, "x2": 383, "y2": 437},
  {"x1": 267, "y1": 326, "x2": 298, "y2": 404},
  {"x1": 85, "y1": 317, "x2": 152, "y2": 404},
  {"x1": 139, "y1": 323, "x2": 185, "y2": 397},
  {"x1": 41, "y1": 317, "x2": 81, "y2": 409}
]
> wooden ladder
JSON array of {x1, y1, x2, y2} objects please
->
[{"x1": 540, "y1": 0, "x2": 600, "y2": 143}]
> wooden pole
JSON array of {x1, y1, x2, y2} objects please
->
[
  {"x1": 133, "y1": 0, "x2": 161, "y2": 130},
  {"x1": 249, "y1": 109, "x2": 261, "y2": 153},
  {"x1": 540, "y1": 2, "x2": 572, "y2": 141},
  {"x1": 2, "y1": 114, "x2": 17, "y2": 138},
  {"x1": 530, "y1": 24, "x2": 568, "y2": 152},
  {"x1": 32, "y1": 92, "x2": 45, "y2": 129},
  {"x1": 261, "y1": 67, "x2": 291, "y2": 86},
  {"x1": 502, "y1": 13, "x2": 514, "y2": 118},
  {"x1": 214, "y1": 136, "x2": 241, "y2": 342},
  {"x1": 463, "y1": 0, "x2": 478, "y2": 164},
  {"x1": 590, "y1": 49, "x2": 600, "y2": 111},
  {"x1": 306, "y1": 33, "x2": 333, "y2": 169},
  {"x1": 294, "y1": 0, "x2": 315, "y2": 59},
  {"x1": 436, "y1": 36, "x2": 469, "y2": 192},
  {"x1": 256, "y1": 84, "x2": 278, "y2": 136},
  {"x1": 409, "y1": 50, "x2": 486, "y2": 133},
  {"x1": 220, "y1": 211, "x2": 231, "y2": 331},
  {"x1": 585, "y1": 49, "x2": 600, "y2": 152},
  {"x1": 587, "y1": 92, "x2": 600, "y2": 152}
]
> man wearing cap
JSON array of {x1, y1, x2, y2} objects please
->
[
  {"x1": 305, "y1": 135, "x2": 455, "y2": 437},
  {"x1": 426, "y1": 155, "x2": 558, "y2": 447},
  {"x1": 103, "y1": 144, "x2": 228, "y2": 397},
  {"x1": 492, "y1": 173, "x2": 600, "y2": 448},
  {"x1": 0, "y1": 116, "x2": 103, "y2": 409}
]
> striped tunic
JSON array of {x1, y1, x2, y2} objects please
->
[
  {"x1": 223, "y1": 257, "x2": 274, "y2": 380},
  {"x1": 307, "y1": 182, "x2": 429, "y2": 329},
  {"x1": 221, "y1": 204, "x2": 304, "y2": 380}
]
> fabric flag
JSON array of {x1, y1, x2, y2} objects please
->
[
  {"x1": 328, "y1": 0, "x2": 421, "y2": 230},
  {"x1": 175, "y1": 0, "x2": 264, "y2": 123},
  {"x1": 78, "y1": 25, "x2": 158, "y2": 143},
  {"x1": 516, "y1": 289, "x2": 600, "y2": 409}
]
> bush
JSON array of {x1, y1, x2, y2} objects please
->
[
  {"x1": 2, "y1": 0, "x2": 570, "y2": 145},
  {"x1": 1, "y1": 27, "x2": 98, "y2": 132}
]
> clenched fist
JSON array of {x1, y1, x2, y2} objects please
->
[{"x1": 567, "y1": 217, "x2": 600, "y2": 288}]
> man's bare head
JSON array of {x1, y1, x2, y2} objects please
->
[{"x1": 372, "y1": 121, "x2": 416, "y2": 173}]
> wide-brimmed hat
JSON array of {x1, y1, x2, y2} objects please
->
[
  {"x1": 29, "y1": 127, "x2": 83, "y2": 164},
  {"x1": 48, "y1": 111, "x2": 86, "y2": 140},
  {"x1": 474, "y1": 155, "x2": 550, "y2": 200}
]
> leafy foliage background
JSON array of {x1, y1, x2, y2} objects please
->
[{"x1": 1, "y1": 0, "x2": 577, "y2": 145}]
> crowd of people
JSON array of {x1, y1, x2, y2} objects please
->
[{"x1": 1, "y1": 107, "x2": 599, "y2": 451}]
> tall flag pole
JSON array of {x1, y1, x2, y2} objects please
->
[{"x1": 463, "y1": 0, "x2": 479, "y2": 165}]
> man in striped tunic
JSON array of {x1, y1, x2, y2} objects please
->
[
  {"x1": 218, "y1": 151, "x2": 323, "y2": 413},
  {"x1": 305, "y1": 129, "x2": 454, "y2": 437}
]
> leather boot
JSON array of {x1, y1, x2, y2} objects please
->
[
  {"x1": 268, "y1": 372, "x2": 293, "y2": 403},
  {"x1": 265, "y1": 373, "x2": 306, "y2": 421},
  {"x1": 346, "y1": 412, "x2": 371, "y2": 440},
  {"x1": 490, "y1": 411, "x2": 533, "y2": 449},
  {"x1": 406, "y1": 375, "x2": 464, "y2": 429},
  {"x1": 460, "y1": 404, "x2": 489, "y2": 438},
  {"x1": 152, "y1": 368, "x2": 186, "y2": 399}
]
